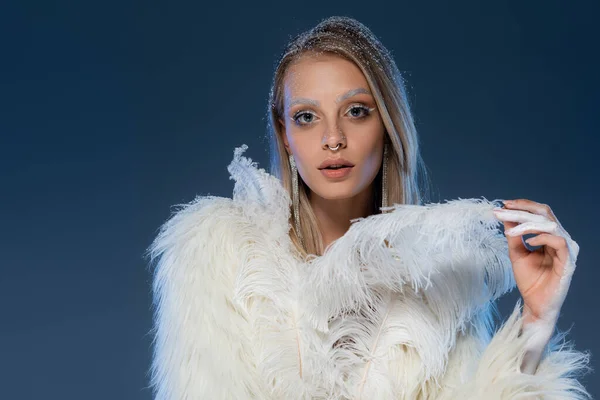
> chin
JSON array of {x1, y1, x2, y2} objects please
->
[{"x1": 312, "y1": 183, "x2": 360, "y2": 201}]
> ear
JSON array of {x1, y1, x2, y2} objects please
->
[{"x1": 278, "y1": 118, "x2": 291, "y2": 155}]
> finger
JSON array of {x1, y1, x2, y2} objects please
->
[
  {"x1": 522, "y1": 233, "x2": 545, "y2": 252},
  {"x1": 525, "y1": 233, "x2": 575, "y2": 276},
  {"x1": 493, "y1": 208, "x2": 550, "y2": 224},
  {"x1": 492, "y1": 209, "x2": 530, "y2": 256},
  {"x1": 501, "y1": 218, "x2": 580, "y2": 261},
  {"x1": 505, "y1": 221, "x2": 559, "y2": 237},
  {"x1": 500, "y1": 201, "x2": 577, "y2": 258},
  {"x1": 500, "y1": 221, "x2": 532, "y2": 257},
  {"x1": 502, "y1": 219, "x2": 555, "y2": 254},
  {"x1": 503, "y1": 199, "x2": 557, "y2": 221}
]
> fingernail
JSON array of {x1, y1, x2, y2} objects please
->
[
  {"x1": 523, "y1": 233, "x2": 543, "y2": 251},
  {"x1": 492, "y1": 200, "x2": 505, "y2": 209}
]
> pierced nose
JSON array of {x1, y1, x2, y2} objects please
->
[{"x1": 322, "y1": 130, "x2": 346, "y2": 151}]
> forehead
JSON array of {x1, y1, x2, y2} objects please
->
[{"x1": 283, "y1": 54, "x2": 369, "y2": 98}]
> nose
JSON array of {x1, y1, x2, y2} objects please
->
[{"x1": 322, "y1": 127, "x2": 347, "y2": 151}]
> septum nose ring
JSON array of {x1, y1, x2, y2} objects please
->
[{"x1": 324, "y1": 129, "x2": 346, "y2": 151}]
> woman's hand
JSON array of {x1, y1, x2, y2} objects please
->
[
  {"x1": 493, "y1": 199, "x2": 580, "y2": 374},
  {"x1": 492, "y1": 199, "x2": 579, "y2": 327}
]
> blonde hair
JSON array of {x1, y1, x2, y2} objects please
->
[{"x1": 266, "y1": 16, "x2": 431, "y2": 258}]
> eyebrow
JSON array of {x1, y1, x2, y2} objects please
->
[{"x1": 287, "y1": 88, "x2": 372, "y2": 108}]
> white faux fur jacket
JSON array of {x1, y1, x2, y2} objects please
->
[{"x1": 147, "y1": 145, "x2": 589, "y2": 399}]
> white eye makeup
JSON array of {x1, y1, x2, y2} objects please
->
[{"x1": 289, "y1": 103, "x2": 377, "y2": 127}]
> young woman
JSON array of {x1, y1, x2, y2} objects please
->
[{"x1": 148, "y1": 16, "x2": 589, "y2": 399}]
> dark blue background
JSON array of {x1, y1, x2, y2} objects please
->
[{"x1": 1, "y1": 1, "x2": 598, "y2": 398}]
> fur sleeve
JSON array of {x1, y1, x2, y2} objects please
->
[
  {"x1": 146, "y1": 196, "x2": 268, "y2": 399},
  {"x1": 438, "y1": 302, "x2": 591, "y2": 399}
]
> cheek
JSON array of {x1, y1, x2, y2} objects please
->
[
  {"x1": 286, "y1": 127, "x2": 321, "y2": 174},
  {"x1": 360, "y1": 152, "x2": 382, "y2": 182},
  {"x1": 287, "y1": 141, "x2": 315, "y2": 180},
  {"x1": 285, "y1": 122, "x2": 314, "y2": 151},
  {"x1": 356, "y1": 133, "x2": 384, "y2": 180}
]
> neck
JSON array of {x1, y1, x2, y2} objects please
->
[{"x1": 309, "y1": 185, "x2": 374, "y2": 251}]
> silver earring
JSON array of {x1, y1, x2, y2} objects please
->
[
  {"x1": 289, "y1": 154, "x2": 303, "y2": 242},
  {"x1": 382, "y1": 143, "x2": 389, "y2": 210}
]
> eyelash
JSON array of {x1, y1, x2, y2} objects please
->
[{"x1": 291, "y1": 104, "x2": 375, "y2": 126}]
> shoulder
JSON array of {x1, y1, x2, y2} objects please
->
[
  {"x1": 146, "y1": 196, "x2": 270, "y2": 399},
  {"x1": 148, "y1": 145, "x2": 291, "y2": 263},
  {"x1": 146, "y1": 195, "x2": 250, "y2": 296}
]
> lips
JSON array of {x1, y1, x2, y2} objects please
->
[
  {"x1": 320, "y1": 164, "x2": 353, "y2": 179},
  {"x1": 318, "y1": 158, "x2": 355, "y2": 170}
]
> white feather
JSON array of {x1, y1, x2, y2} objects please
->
[{"x1": 147, "y1": 145, "x2": 591, "y2": 399}]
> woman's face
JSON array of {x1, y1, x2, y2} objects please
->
[{"x1": 279, "y1": 53, "x2": 386, "y2": 201}]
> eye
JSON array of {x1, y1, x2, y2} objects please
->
[
  {"x1": 291, "y1": 104, "x2": 375, "y2": 127},
  {"x1": 345, "y1": 104, "x2": 374, "y2": 119},
  {"x1": 292, "y1": 110, "x2": 318, "y2": 126}
]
